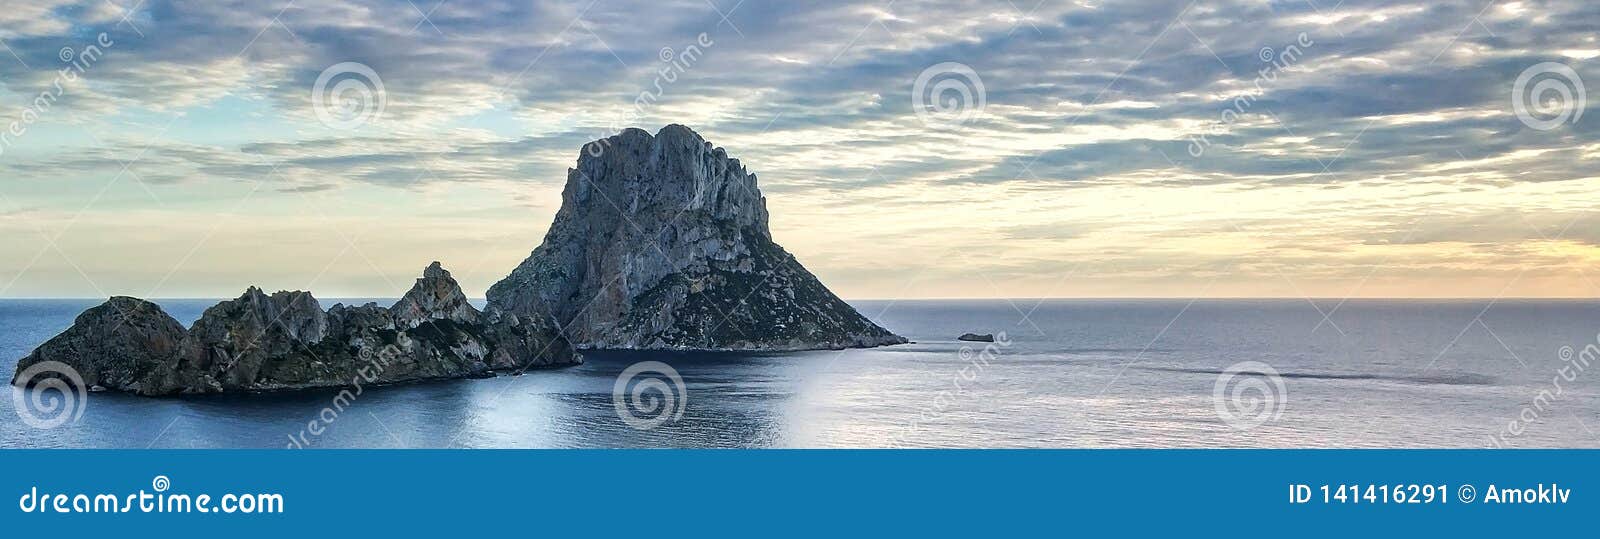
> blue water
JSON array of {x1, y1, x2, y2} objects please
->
[{"x1": 3, "y1": 299, "x2": 1598, "y2": 448}]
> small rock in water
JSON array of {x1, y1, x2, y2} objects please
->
[{"x1": 958, "y1": 333, "x2": 995, "y2": 342}]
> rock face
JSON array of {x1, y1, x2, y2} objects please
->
[
  {"x1": 392, "y1": 262, "x2": 480, "y2": 328},
  {"x1": 12, "y1": 262, "x2": 578, "y2": 396},
  {"x1": 487, "y1": 124, "x2": 906, "y2": 350},
  {"x1": 8, "y1": 296, "x2": 187, "y2": 391}
]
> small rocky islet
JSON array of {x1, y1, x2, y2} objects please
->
[{"x1": 11, "y1": 125, "x2": 905, "y2": 396}]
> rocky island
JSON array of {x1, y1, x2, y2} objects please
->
[
  {"x1": 487, "y1": 124, "x2": 906, "y2": 350},
  {"x1": 11, "y1": 262, "x2": 577, "y2": 395},
  {"x1": 12, "y1": 124, "x2": 904, "y2": 396}
]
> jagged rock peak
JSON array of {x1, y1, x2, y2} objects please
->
[
  {"x1": 488, "y1": 124, "x2": 906, "y2": 351},
  {"x1": 574, "y1": 123, "x2": 769, "y2": 237},
  {"x1": 423, "y1": 260, "x2": 447, "y2": 278},
  {"x1": 204, "y1": 286, "x2": 329, "y2": 344},
  {"x1": 392, "y1": 261, "x2": 481, "y2": 329}
]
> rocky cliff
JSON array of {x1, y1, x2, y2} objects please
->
[
  {"x1": 486, "y1": 124, "x2": 906, "y2": 350},
  {"x1": 11, "y1": 262, "x2": 578, "y2": 396}
]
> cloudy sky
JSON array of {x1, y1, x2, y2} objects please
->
[{"x1": 0, "y1": 0, "x2": 1595, "y2": 300}]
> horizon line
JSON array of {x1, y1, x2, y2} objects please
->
[{"x1": 3, "y1": 296, "x2": 1596, "y2": 302}]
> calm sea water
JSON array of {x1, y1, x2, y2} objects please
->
[{"x1": 3, "y1": 298, "x2": 1598, "y2": 448}]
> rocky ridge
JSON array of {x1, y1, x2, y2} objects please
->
[{"x1": 11, "y1": 262, "x2": 578, "y2": 396}]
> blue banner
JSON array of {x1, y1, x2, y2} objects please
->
[{"x1": 1, "y1": 450, "x2": 1590, "y2": 536}]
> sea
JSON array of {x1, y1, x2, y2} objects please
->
[{"x1": 3, "y1": 298, "x2": 1598, "y2": 448}]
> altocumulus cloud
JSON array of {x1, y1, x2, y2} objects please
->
[{"x1": 0, "y1": 0, "x2": 1596, "y2": 299}]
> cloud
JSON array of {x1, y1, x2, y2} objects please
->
[{"x1": 0, "y1": 0, "x2": 1596, "y2": 298}]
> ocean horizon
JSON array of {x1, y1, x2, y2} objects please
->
[{"x1": 6, "y1": 297, "x2": 1595, "y2": 449}]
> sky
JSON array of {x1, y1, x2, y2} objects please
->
[{"x1": 0, "y1": 0, "x2": 1596, "y2": 300}]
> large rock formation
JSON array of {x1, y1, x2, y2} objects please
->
[
  {"x1": 12, "y1": 125, "x2": 903, "y2": 396},
  {"x1": 12, "y1": 262, "x2": 578, "y2": 396},
  {"x1": 487, "y1": 124, "x2": 906, "y2": 350}
]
